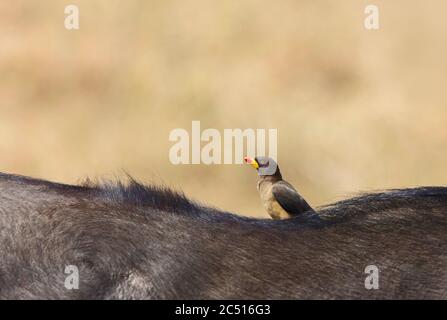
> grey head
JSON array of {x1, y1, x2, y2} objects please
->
[{"x1": 244, "y1": 156, "x2": 281, "y2": 177}]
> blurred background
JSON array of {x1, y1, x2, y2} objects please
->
[{"x1": 1, "y1": 0, "x2": 446, "y2": 217}]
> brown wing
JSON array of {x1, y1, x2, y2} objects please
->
[{"x1": 272, "y1": 181, "x2": 313, "y2": 215}]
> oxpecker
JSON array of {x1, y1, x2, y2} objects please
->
[{"x1": 244, "y1": 156, "x2": 314, "y2": 219}]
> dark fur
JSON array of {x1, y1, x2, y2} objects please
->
[{"x1": 0, "y1": 172, "x2": 446, "y2": 299}]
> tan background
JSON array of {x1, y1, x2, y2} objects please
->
[{"x1": 1, "y1": 1, "x2": 446, "y2": 217}]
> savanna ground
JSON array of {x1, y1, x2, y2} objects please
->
[{"x1": 1, "y1": 1, "x2": 446, "y2": 217}]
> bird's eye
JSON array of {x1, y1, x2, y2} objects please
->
[{"x1": 260, "y1": 161, "x2": 269, "y2": 168}]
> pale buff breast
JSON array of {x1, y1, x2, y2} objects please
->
[{"x1": 257, "y1": 180, "x2": 293, "y2": 220}]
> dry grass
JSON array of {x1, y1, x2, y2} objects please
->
[{"x1": 1, "y1": 0, "x2": 446, "y2": 217}]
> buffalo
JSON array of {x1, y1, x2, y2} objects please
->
[{"x1": 0, "y1": 172, "x2": 446, "y2": 299}]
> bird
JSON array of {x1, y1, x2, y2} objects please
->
[{"x1": 244, "y1": 156, "x2": 314, "y2": 219}]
